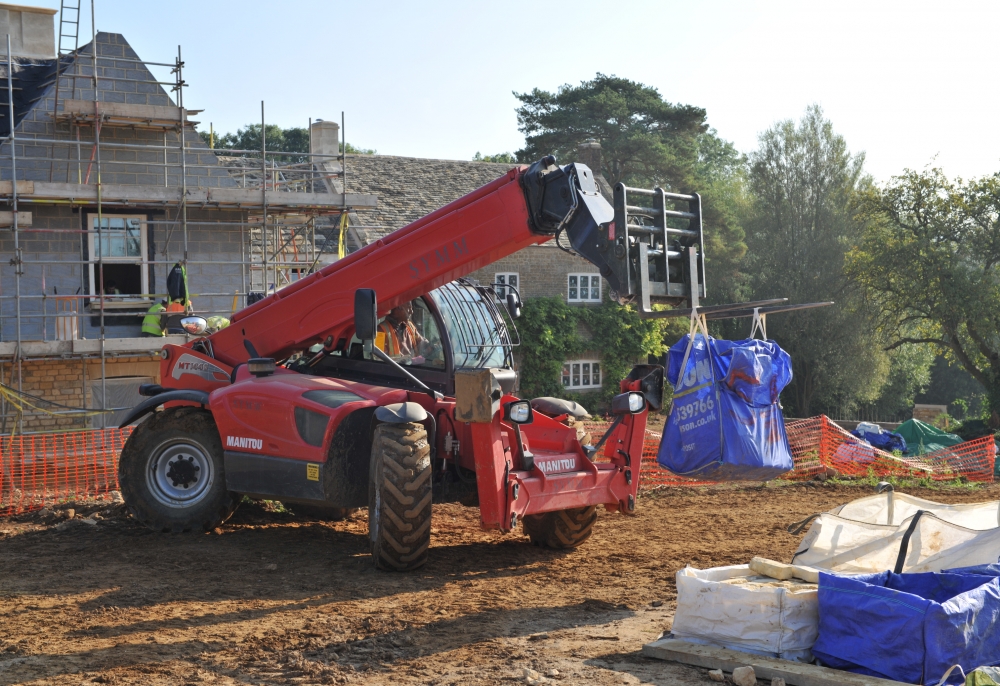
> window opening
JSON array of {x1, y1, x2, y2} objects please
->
[{"x1": 568, "y1": 273, "x2": 601, "y2": 303}]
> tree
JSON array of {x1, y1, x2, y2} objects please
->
[
  {"x1": 199, "y1": 125, "x2": 375, "y2": 156},
  {"x1": 514, "y1": 74, "x2": 746, "y2": 308},
  {"x1": 742, "y1": 105, "x2": 896, "y2": 417},
  {"x1": 847, "y1": 168, "x2": 1000, "y2": 425},
  {"x1": 515, "y1": 74, "x2": 706, "y2": 188},
  {"x1": 473, "y1": 151, "x2": 516, "y2": 163}
]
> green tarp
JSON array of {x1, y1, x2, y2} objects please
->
[{"x1": 896, "y1": 418, "x2": 964, "y2": 456}]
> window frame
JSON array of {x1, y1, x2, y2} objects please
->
[
  {"x1": 561, "y1": 359, "x2": 602, "y2": 390},
  {"x1": 495, "y1": 272, "x2": 519, "y2": 299},
  {"x1": 86, "y1": 212, "x2": 150, "y2": 306},
  {"x1": 567, "y1": 273, "x2": 601, "y2": 303}
]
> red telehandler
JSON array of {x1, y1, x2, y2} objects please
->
[{"x1": 117, "y1": 156, "x2": 789, "y2": 570}]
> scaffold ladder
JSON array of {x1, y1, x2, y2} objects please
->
[{"x1": 50, "y1": 0, "x2": 82, "y2": 182}]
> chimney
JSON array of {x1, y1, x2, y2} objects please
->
[
  {"x1": 0, "y1": 3, "x2": 56, "y2": 60},
  {"x1": 310, "y1": 119, "x2": 340, "y2": 162},
  {"x1": 577, "y1": 138, "x2": 602, "y2": 174}
]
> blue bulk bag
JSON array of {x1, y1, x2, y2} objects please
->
[
  {"x1": 657, "y1": 317, "x2": 794, "y2": 481},
  {"x1": 813, "y1": 570, "x2": 1000, "y2": 685}
]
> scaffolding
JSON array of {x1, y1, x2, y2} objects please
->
[{"x1": 0, "y1": 5, "x2": 375, "y2": 433}]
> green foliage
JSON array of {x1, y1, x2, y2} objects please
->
[
  {"x1": 515, "y1": 73, "x2": 707, "y2": 187},
  {"x1": 515, "y1": 296, "x2": 671, "y2": 410},
  {"x1": 848, "y1": 167, "x2": 1000, "y2": 425},
  {"x1": 516, "y1": 297, "x2": 583, "y2": 399},
  {"x1": 199, "y1": 124, "x2": 375, "y2": 156},
  {"x1": 473, "y1": 151, "x2": 517, "y2": 163},
  {"x1": 740, "y1": 105, "x2": 904, "y2": 417}
]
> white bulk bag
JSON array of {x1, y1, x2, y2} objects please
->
[
  {"x1": 831, "y1": 491, "x2": 1000, "y2": 529},
  {"x1": 672, "y1": 565, "x2": 818, "y2": 662},
  {"x1": 792, "y1": 511, "x2": 1000, "y2": 573}
]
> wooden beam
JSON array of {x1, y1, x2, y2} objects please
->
[
  {"x1": 0, "y1": 211, "x2": 32, "y2": 227},
  {"x1": 0, "y1": 181, "x2": 35, "y2": 195},
  {"x1": 642, "y1": 639, "x2": 910, "y2": 686}
]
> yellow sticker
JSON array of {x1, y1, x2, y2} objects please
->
[{"x1": 306, "y1": 463, "x2": 320, "y2": 481}]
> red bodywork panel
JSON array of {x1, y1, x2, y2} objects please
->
[{"x1": 152, "y1": 163, "x2": 650, "y2": 531}]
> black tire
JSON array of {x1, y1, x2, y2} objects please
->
[
  {"x1": 118, "y1": 407, "x2": 237, "y2": 533},
  {"x1": 522, "y1": 506, "x2": 598, "y2": 549},
  {"x1": 368, "y1": 422, "x2": 432, "y2": 571}
]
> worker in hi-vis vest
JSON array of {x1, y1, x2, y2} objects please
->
[{"x1": 141, "y1": 299, "x2": 168, "y2": 337}]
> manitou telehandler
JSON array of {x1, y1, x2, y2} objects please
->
[{"x1": 117, "y1": 156, "x2": 800, "y2": 570}]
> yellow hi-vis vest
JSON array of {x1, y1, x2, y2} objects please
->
[{"x1": 142, "y1": 302, "x2": 166, "y2": 336}]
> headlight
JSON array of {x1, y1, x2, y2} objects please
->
[
  {"x1": 503, "y1": 400, "x2": 533, "y2": 424},
  {"x1": 611, "y1": 391, "x2": 645, "y2": 415},
  {"x1": 247, "y1": 358, "x2": 276, "y2": 377}
]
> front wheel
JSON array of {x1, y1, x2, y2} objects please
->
[
  {"x1": 523, "y1": 506, "x2": 598, "y2": 549},
  {"x1": 118, "y1": 407, "x2": 237, "y2": 533},
  {"x1": 368, "y1": 422, "x2": 432, "y2": 570}
]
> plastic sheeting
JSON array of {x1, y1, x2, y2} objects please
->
[
  {"x1": 791, "y1": 511, "x2": 1000, "y2": 573},
  {"x1": 672, "y1": 565, "x2": 818, "y2": 662},
  {"x1": 658, "y1": 317, "x2": 794, "y2": 481},
  {"x1": 813, "y1": 569, "x2": 1000, "y2": 685},
  {"x1": 896, "y1": 418, "x2": 964, "y2": 456},
  {"x1": 851, "y1": 422, "x2": 907, "y2": 454}
]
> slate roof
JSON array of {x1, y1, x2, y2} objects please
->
[
  {"x1": 340, "y1": 154, "x2": 517, "y2": 245},
  {"x1": 0, "y1": 55, "x2": 62, "y2": 138}
]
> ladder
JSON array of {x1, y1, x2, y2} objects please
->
[{"x1": 50, "y1": 0, "x2": 82, "y2": 181}]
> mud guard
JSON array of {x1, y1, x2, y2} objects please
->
[{"x1": 118, "y1": 390, "x2": 210, "y2": 428}]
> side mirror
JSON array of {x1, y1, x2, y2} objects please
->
[
  {"x1": 503, "y1": 400, "x2": 534, "y2": 424},
  {"x1": 180, "y1": 316, "x2": 208, "y2": 335},
  {"x1": 506, "y1": 291, "x2": 522, "y2": 319},
  {"x1": 354, "y1": 288, "x2": 377, "y2": 340},
  {"x1": 611, "y1": 391, "x2": 645, "y2": 415}
]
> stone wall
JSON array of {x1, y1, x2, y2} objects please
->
[{"x1": 0, "y1": 354, "x2": 160, "y2": 432}]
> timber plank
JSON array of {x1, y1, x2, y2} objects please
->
[{"x1": 641, "y1": 639, "x2": 913, "y2": 686}]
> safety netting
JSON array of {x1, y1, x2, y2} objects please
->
[{"x1": 0, "y1": 427, "x2": 132, "y2": 515}]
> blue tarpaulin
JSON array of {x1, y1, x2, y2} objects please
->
[
  {"x1": 850, "y1": 423, "x2": 908, "y2": 454},
  {"x1": 657, "y1": 326, "x2": 794, "y2": 481},
  {"x1": 813, "y1": 570, "x2": 1000, "y2": 685}
]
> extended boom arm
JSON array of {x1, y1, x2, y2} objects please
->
[{"x1": 202, "y1": 157, "x2": 621, "y2": 367}]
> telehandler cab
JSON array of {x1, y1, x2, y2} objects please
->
[{"x1": 117, "y1": 156, "x2": 797, "y2": 570}]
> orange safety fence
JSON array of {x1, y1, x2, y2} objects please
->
[
  {"x1": 585, "y1": 415, "x2": 996, "y2": 490},
  {"x1": 0, "y1": 416, "x2": 994, "y2": 516},
  {"x1": 785, "y1": 415, "x2": 996, "y2": 482},
  {"x1": 0, "y1": 427, "x2": 132, "y2": 516}
]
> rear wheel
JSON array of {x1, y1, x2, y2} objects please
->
[
  {"x1": 368, "y1": 422, "x2": 432, "y2": 570},
  {"x1": 523, "y1": 506, "x2": 598, "y2": 549},
  {"x1": 118, "y1": 407, "x2": 237, "y2": 533}
]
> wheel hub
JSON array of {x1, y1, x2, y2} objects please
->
[
  {"x1": 146, "y1": 439, "x2": 214, "y2": 507},
  {"x1": 165, "y1": 455, "x2": 200, "y2": 488}
]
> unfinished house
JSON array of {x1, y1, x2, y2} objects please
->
[
  {"x1": 307, "y1": 134, "x2": 616, "y2": 397},
  {"x1": 0, "y1": 4, "x2": 374, "y2": 432}
]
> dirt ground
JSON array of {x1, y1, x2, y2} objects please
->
[{"x1": 1, "y1": 481, "x2": 998, "y2": 686}]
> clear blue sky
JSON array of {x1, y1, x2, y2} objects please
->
[{"x1": 28, "y1": 0, "x2": 1000, "y2": 182}]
